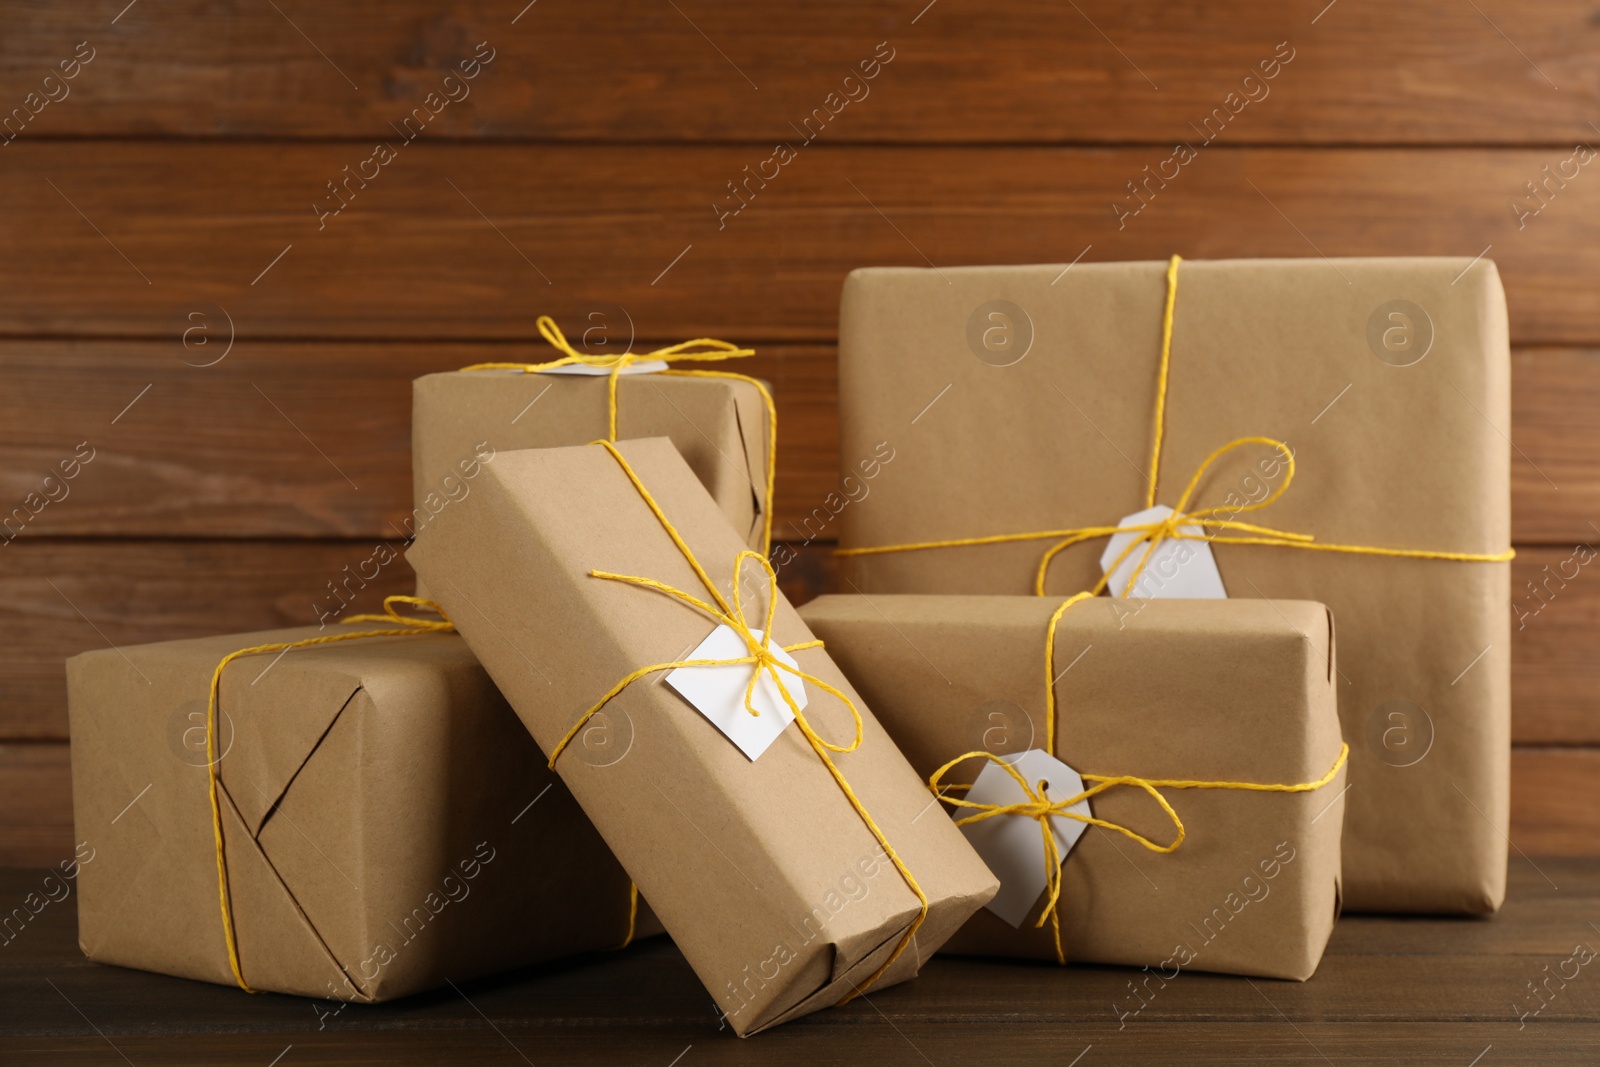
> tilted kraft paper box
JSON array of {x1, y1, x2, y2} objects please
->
[
  {"x1": 836, "y1": 257, "x2": 1510, "y2": 913},
  {"x1": 67, "y1": 629, "x2": 651, "y2": 1001},
  {"x1": 408, "y1": 438, "x2": 998, "y2": 1036},
  {"x1": 801, "y1": 594, "x2": 1346, "y2": 981}
]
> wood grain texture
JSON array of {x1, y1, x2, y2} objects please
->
[
  {"x1": 1, "y1": 343, "x2": 1592, "y2": 542},
  {"x1": 0, "y1": 540, "x2": 417, "y2": 738},
  {"x1": 1, "y1": 2, "x2": 1597, "y2": 144},
  {"x1": 0, "y1": 341, "x2": 837, "y2": 539},
  {"x1": 2, "y1": 862, "x2": 1599, "y2": 1062},
  {"x1": 2, "y1": 144, "x2": 1598, "y2": 343},
  {"x1": 1, "y1": 1025, "x2": 1594, "y2": 1067},
  {"x1": 0, "y1": 745, "x2": 73, "y2": 867},
  {"x1": 1510, "y1": 749, "x2": 1600, "y2": 856},
  {"x1": 1511, "y1": 348, "x2": 1600, "y2": 543},
  {"x1": 1512, "y1": 547, "x2": 1600, "y2": 745}
]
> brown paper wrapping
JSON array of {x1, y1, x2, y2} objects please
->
[
  {"x1": 407, "y1": 437, "x2": 998, "y2": 1036},
  {"x1": 800, "y1": 594, "x2": 1346, "y2": 981},
  {"x1": 413, "y1": 369, "x2": 770, "y2": 554},
  {"x1": 67, "y1": 629, "x2": 653, "y2": 1002},
  {"x1": 837, "y1": 257, "x2": 1509, "y2": 913}
]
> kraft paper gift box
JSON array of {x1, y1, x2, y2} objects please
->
[
  {"x1": 66, "y1": 626, "x2": 654, "y2": 1002},
  {"x1": 407, "y1": 437, "x2": 998, "y2": 1036},
  {"x1": 413, "y1": 317, "x2": 774, "y2": 565},
  {"x1": 836, "y1": 256, "x2": 1511, "y2": 914},
  {"x1": 800, "y1": 594, "x2": 1347, "y2": 981}
]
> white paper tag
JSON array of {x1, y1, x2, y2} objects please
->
[
  {"x1": 538, "y1": 359, "x2": 668, "y2": 377},
  {"x1": 955, "y1": 749, "x2": 1092, "y2": 927},
  {"x1": 665, "y1": 625, "x2": 805, "y2": 761},
  {"x1": 1099, "y1": 504, "x2": 1227, "y2": 599}
]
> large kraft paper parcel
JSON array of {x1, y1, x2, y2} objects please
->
[
  {"x1": 67, "y1": 629, "x2": 652, "y2": 1001},
  {"x1": 800, "y1": 594, "x2": 1345, "y2": 981},
  {"x1": 407, "y1": 438, "x2": 998, "y2": 1036},
  {"x1": 836, "y1": 257, "x2": 1511, "y2": 914},
  {"x1": 413, "y1": 368, "x2": 771, "y2": 554}
]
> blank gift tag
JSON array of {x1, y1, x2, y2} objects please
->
[
  {"x1": 956, "y1": 749, "x2": 1092, "y2": 927},
  {"x1": 538, "y1": 359, "x2": 668, "y2": 376},
  {"x1": 665, "y1": 626, "x2": 805, "y2": 760},
  {"x1": 1100, "y1": 504, "x2": 1227, "y2": 599}
]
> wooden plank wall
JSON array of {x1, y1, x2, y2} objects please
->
[{"x1": 3, "y1": 0, "x2": 1598, "y2": 862}]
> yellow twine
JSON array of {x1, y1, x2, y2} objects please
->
[
  {"x1": 1145, "y1": 253, "x2": 1181, "y2": 509},
  {"x1": 930, "y1": 592, "x2": 1349, "y2": 964},
  {"x1": 836, "y1": 254, "x2": 1514, "y2": 585},
  {"x1": 547, "y1": 440, "x2": 928, "y2": 1005},
  {"x1": 460, "y1": 315, "x2": 777, "y2": 555},
  {"x1": 205, "y1": 595, "x2": 640, "y2": 993},
  {"x1": 206, "y1": 596, "x2": 454, "y2": 993},
  {"x1": 616, "y1": 882, "x2": 640, "y2": 950}
]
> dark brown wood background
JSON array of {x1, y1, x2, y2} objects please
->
[{"x1": 2, "y1": 0, "x2": 1597, "y2": 863}]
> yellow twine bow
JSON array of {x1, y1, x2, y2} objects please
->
[
  {"x1": 460, "y1": 314, "x2": 777, "y2": 555},
  {"x1": 547, "y1": 440, "x2": 929, "y2": 1005},
  {"x1": 929, "y1": 593, "x2": 1349, "y2": 964},
  {"x1": 836, "y1": 254, "x2": 1514, "y2": 585}
]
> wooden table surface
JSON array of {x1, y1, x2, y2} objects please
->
[{"x1": 3, "y1": 859, "x2": 1597, "y2": 1065}]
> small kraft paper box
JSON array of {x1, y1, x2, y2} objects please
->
[
  {"x1": 413, "y1": 315, "x2": 774, "y2": 566},
  {"x1": 800, "y1": 594, "x2": 1347, "y2": 981},
  {"x1": 836, "y1": 256, "x2": 1511, "y2": 914},
  {"x1": 408, "y1": 437, "x2": 998, "y2": 1036},
  {"x1": 67, "y1": 624, "x2": 651, "y2": 1002}
]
